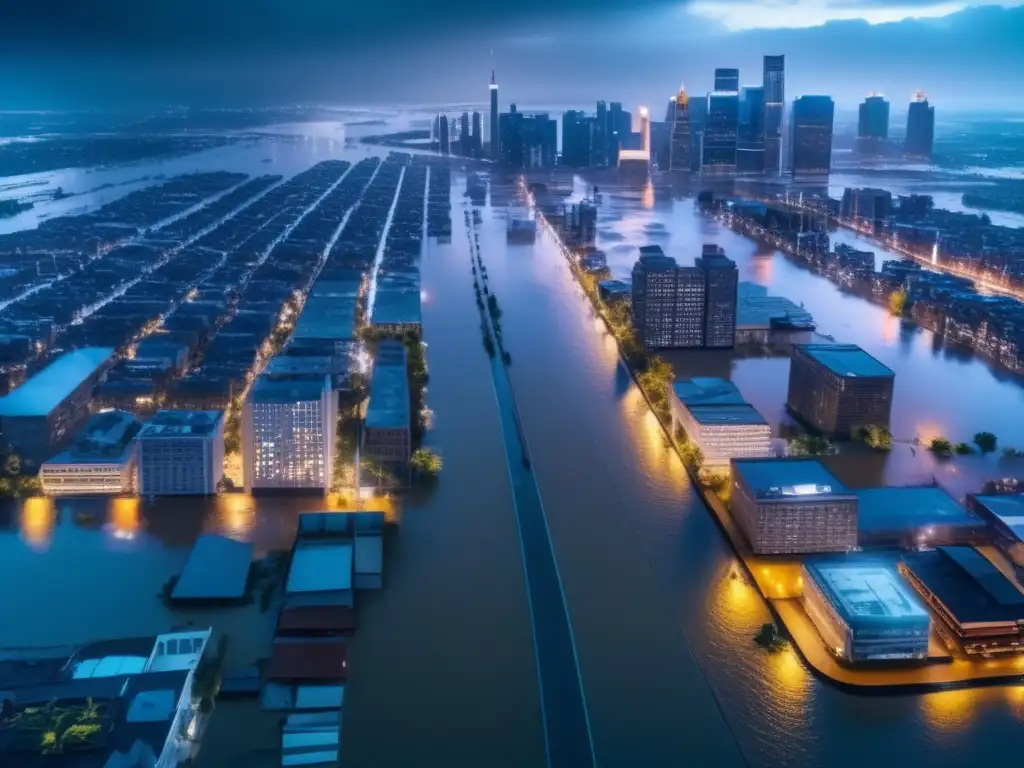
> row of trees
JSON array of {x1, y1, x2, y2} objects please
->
[
  {"x1": 0, "y1": 452, "x2": 42, "y2": 498},
  {"x1": 928, "y1": 431, "x2": 999, "y2": 457}
]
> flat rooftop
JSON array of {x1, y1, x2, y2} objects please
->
[
  {"x1": 737, "y1": 282, "x2": 816, "y2": 330},
  {"x1": 804, "y1": 556, "x2": 929, "y2": 629},
  {"x1": 972, "y1": 495, "x2": 1024, "y2": 541},
  {"x1": 172, "y1": 534, "x2": 254, "y2": 601},
  {"x1": 250, "y1": 376, "x2": 328, "y2": 404},
  {"x1": 688, "y1": 403, "x2": 768, "y2": 427},
  {"x1": 293, "y1": 295, "x2": 359, "y2": 342},
  {"x1": 0, "y1": 347, "x2": 113, "y2": 418},
  {"x1": 366, "y1": 343, "x2": 409, "y2": 430},
  {"x1": 371, "y1": 289, "x2": 421, "y2": 327},
  {"x1": 287, "y1": 541, "x2": 354, "y2": 594},
  {"x1": 44, "y1": 410, "x2": 141, "y2": 465},
  {"x1": 732, "y1": 457, "x2": 850, "y2": 498},
  {"x1": 673, "y1": 378, "x2": 746, "y2": 407},
  {"x1": 902, "y1": 546, "x2": 1024, "y2": 625},
  {"x1": 797, "y1": 343, "x2": 894, "y2": 379},
  {"x1": 138, "y1": 409, "x2": 223, "y2": 439},
  {"x1": 855, "y1": 487, "x2": 980, "y2": 534}
]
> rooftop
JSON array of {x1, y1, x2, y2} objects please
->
[
  {"x1": 0, "y1": 347, "x2": 113, "y2": 418},
  {"x1": 972, "y1": 495, "x2": 1024, "y2": 541},
  {"x1": 44, "y1": 410, "x2": 142, "y2": 465},
  {"x1": 797, "y1": 343, "x2": 894, "y2": 379},
  {"x1": 688, "y1": 403, "x2": 768, "y2": 427},
  {"x1": 371, "y1": 288, "x2": 421, "y2": 327},
  {"x1": 673, "y1": 378, "x2": 746, "y2": 407},
  {"x1": 804, "y1": 556, "x2": 930, "y2": 629},
  {"x1": 366, "y1": 342, "x2": 410, "y2": 430},
  {"x1": 171, "y1": 534, "x2": 254, "y2": 601},
  {"x1": 732, "y1": 457, "x2": 850, "y2": 498},
  {"x1": 902, "y1": 546, "x2": 1024, "y2": 625},
  {"x1": 138, "y1": 410, "x2": 223, "y2": 439},
  {"x1": 855, "y1": 487, "x2": 981, "y2": 535},
  {"x1": 293, "y1": 295, "x2": 359, "y2": 342},
  {"x1": 287, "y1": 541, "x2": 353, "y2": 595},
  {"x1": 737, "y1": 282, "x2": 816, "y2": 331},
  {"x1": 250, "y1": 376, "x2": 329, "y2": 404}
]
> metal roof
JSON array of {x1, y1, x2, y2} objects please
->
[
  {"x1": 855, "y1": 487, "x2": 979, "y2": 534},
  {"x1": 171, "y1": 534, "x2": 254, "y2": 601},
  {"x1": 804, "y1": 556, "x2": 929, "y2": 630},
  {"x1": 365, "y1": 342, "x2": 409, "y2": 430},
  {"x1": 673, "y1": 378, "x2": 746, "y2": 407},
  {"x1": 902, "y1": 546, "x2": 1024, "y2": 625},
  {"x1": 687, "y1": 403, "x2": 768, "y2": 427},
  {"x1": 737, "y1": 282, "x2": 815, "y2": 331},
  {"x1": 732, "y1": 457, "x2": 849, "y2": 496},
  {"x1": 287, "y1": 542, "x2": 353, "y2": 594},
  {"x1": 797, "y1": 343, "x2": 894, "y2": 379},
  {"x1": 0, "y1": 347, "x2": 113, "y2": 418},
  {"x1": 973, "y1": 495, "x2": 1024, "y2": 542}
]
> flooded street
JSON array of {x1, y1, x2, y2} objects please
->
[{"x1": 3, "y1": 119, "x2": 1024, "y2": 767}]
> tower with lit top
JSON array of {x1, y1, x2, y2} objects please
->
[
  {"x1": 668, "y1": 81, "x2": 693, "y2": 172},
  {"x1": 489, "y1": 70, "x2": 500, "y2": 161},
  {"x1": 905, "y1": 91, "x2": 935, "y2": 160}
]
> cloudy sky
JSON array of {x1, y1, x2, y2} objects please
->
[{"x1": 2, "y1": 0, "x2": 1022, "y2": 111}]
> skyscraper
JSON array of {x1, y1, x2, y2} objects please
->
[
  {"x1": 499, "y1": 104, "x2": 524, "y2": 168},
  {"x1": 471, "y1": 111, "x2": 483, "y2": 155},
  {"x1": 857, "y1": 93, "x2": 890, "y2": 153},
  {"x1": 714, "y1": 68, "x2": 740, "y2": 92},
  {"x1": 608, "y1": 102, "x2": 632, "y2": 166},
  {"x1": 561, "y1": 110, "x2": 594, "y2": 167},
  {"x1": 791, "y1": 96, "x2": 835, "y2": 180},
  {"x1": 905, "y1": 91, "x2": 935, "y2": 159},
  {"x1": 438, "y1": 114, "x2": 450, "y2": 154},
  {"x1": 500, "y1": 107, "x2": 557, "y2": 169},
  {"x1": 490, "y1": 70, "x2": 500, "y2": 160},
  {"x1": 638, "y1": 106, "x2": 651, "y2": 153},
  {"x1": 762, "y1": 55, "x2": 785, "y2": 174},
  {"x1": 459, "y1": 112, "x2": 470, "y2": 155},
  {"x1": 738, "y1": 85, "x2": 765, "y2": 175},
  {"x1": 596, "y1": 100, "x2": 608, "y2": 165},
  {"x1": 668, "y1": 82, "x2": 693, "y2": 172},
  {"x1": 697, "y1": 245, "x2": 739, "y2": 348},
  {"x1": 703, "y1": 90, "x2": 740, "y2": 175}
]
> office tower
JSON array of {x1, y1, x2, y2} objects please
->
[
  {"x1": 562, "y1": 110, "x2": 594, "y2": 167},
  {"x1": 608, "y1": 102, "x2": 632, "y2": 165},
  {"x1": 471, "y1": 111, "x2": 483, "y2": 155},
  {"x1": 490, "y1": 70, "x2": 500, "y2": 160},
  {"x1": 438, "y1": 114, "x2": 450, "y2": 154},
  {"x1": 905, "y1": 91, "x2": 935, "y2": 159},
  {"x1": 499, "y1": 104, "x2": 524, "y2": 168},
  {"x1": 688, "y1": 95, "x2": 708, "y2": 173},
  {"x1": 791, "y1": 96, "x2": 835, "y2": 180},
  {"x1": 459, "y1": 112, "x2": 470, "y2": 155},
  {"x1": 857, "y1": 93, "x2": 890, "y2": 154},
  {"x1": 524, "y1": 113, "x2": 558, "y2": 169},
  {"x1": 697, "y1": 244, "x2": 739, "y2": 348},
  {"x1": 703, "y1": 90, "x2": 740, "y2": 175},
  {"x1": 596, "y1": 100, "x2": 608, "y2": 165},
  {"x1": 242, "y1": 375, "x2": 336, "y2": 492},
  {"x1": 738, "y1": 85, "x2": 765, "y2": 174},
  {"x1": 714, "y1": 68, "x2": 740, "y2": 92},
  {"x1": 137, "y1": 410, "x2": 225, "y2": 496},
  {"x1": 650, "y1": 120, "x2": 671, "y2": 170},
  {"x1": 667, "y1": 84, "x2": 693, "y2": 172},
  {"x1": 638, "y1": 107, "x2": 651, "y2": 153},
  {"x1": 762, "y1": 55, "x2": 785, "y2": 174},
  {"x1": 787, "y1": 343, "x2": 894, "y2": 436}
]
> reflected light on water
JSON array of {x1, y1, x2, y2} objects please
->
[
  {"x1": 216, "y1": 493, "x2": 256, "y2": 540},
  {"x1": 641, "y1": 181, "x2": 654, "y2": 210},
  {"x1": 881, "y1": 312, "x2": 899, "y2": 346},
  {"x1": 20, "y1": 497, "x2": 56, "y2": 552},
  {"x1": 921, "y1": 686, "x2": 978, "y2": 732},
  {"x1": 324, "y1": 492, "x2": 400, "y2": 523},
  {"x1": 108, "y1": 497, "x2": 140, "y2": 541}
]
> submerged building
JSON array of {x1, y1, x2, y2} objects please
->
[
  {"x1": 787, "y1": 343, "x2": 894, "y2": 437},
  {"x1": 137, "y1": 410, "x2": 225, "y2": 496},
  {"x1": 802, "y1": 557, "x2": 930, "y2": 662},
  {"x1": 670, "y1": 378, "x2": 771, "y2": 468},
  {"x1": 735, "y1": 283, "x2": 815, "y2": 347},
  {"x1": 40, "y1": 410, "x2": 142, "y2": 496},
  {"x1": 363, "y1": 340, "x2": 412, "y2": 474},
  {"x1": 730, "y1": 457, "x2": 859, "y2": 555}
]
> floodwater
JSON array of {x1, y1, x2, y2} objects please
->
[{"x1": 4, "y1": 120, "x2": 1024, "y2": 767}]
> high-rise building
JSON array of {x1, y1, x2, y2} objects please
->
[
  {"x1": 857, "y1": 93, "x2": 890, "y2": 154},
  {"x1": 242, "y1": 376, "x2": 336, "y2": 492},
  {"x1": 762, "y1": 55, "x2": 785, "y2": 174},
  {"x1": 607, "y1": 102, "x2": 632, "y2": 165},
  {"x1": 561, "y1": 110, "x2": 594, "y2": 167},
  {"x1": 697, "y1": 244, "x2": 739, "y2": 348},
  {"x1": 490, "y1": 70, "x2": 500, "y2": 160},
  {"x1": 471, "y1": 111, "x2": 483, "y2": 155},
  {"x1": 638, "y1": 106, "x2": 651, "y2": 153},
  {"x1": 500, "y1": 107, "x2": 557, "y2": 170},
  {"x1": 459, "y1": 112, "x2": 470, "y2": 155},
  {"x1": 499, "y1": 104, "x2": 524, "y2": 168},
  {"x1": 595, "y1": 100, "x2": 608, "y2": 165},
  {"x1": 714, "y1": 68, "x2": 740, "y2": 92},
  {"x1": 667, "y1": 84, "x2": 692, "y2": 172},
  {"x1": 703, "y1": 90, "x2": 740, "y2": 175},
  {"x1": 905, "y1": 91, "x2": 935, "y2": 159},
  {"x1": 630, "y1": 244, "x2": 737, "y2": 349},
  {"x1": 791, "y1": 96, "x2": 835, "y2": 180},
  {"x1": 738, "y1": 85, "x2": 766, "y2": 174},
  {"x1": 438, "y1": 114, "x2": 450, "y2": 154},
  {"x1": 137, "y1": 410, "x2": 225, "y2": 496}
]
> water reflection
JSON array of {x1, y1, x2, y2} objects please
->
[
  {"x1": 108, "y1": 497, "x2": 141, "y2": 542},
  {"x1": 20, "y1": 497, "x2": 55, "y2": 552},
  {"x1": 920, "y1": 687, "x2": 978, "y2": 732}
]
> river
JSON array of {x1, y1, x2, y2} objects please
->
[{"x1": 2, "y1": 119, "x2": 1024, "y2": 766}]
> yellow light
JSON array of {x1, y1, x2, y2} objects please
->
[
  {"x1": 21, "y1": 497, "x2": 56, "y2": 552},
  {"x1": 109, "y1": 497, "x2": 140, "y2": 540}
]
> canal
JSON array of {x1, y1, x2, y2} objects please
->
[{"x1": 3, "y1": 119, "x2": 1024, "y2": 767}]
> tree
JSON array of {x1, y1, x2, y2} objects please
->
[
  {"x1": 929, "y1": 437, "x2": 954, "y2": 457},
  {"x1": 888, "y1": 289, "x2": 906, "y2": 317},
  {"x1": 788, "y1": 435, "x2": 834, "y2": 457},
  {"x1": 411, "y1": 448, "x2": 443, "y2": 479},
  {"x1": 858, "y1": 425, "x2": 893, "y2": 451},
  {"x1": 4, "y1": 452, "x2": 21, "y2": 477},
  {"x1": 974, "y1": 431, "x2": 998, "y2": 454},
  {"x1": 955, "y1": 442, "x2": 974, "y2": 455}
]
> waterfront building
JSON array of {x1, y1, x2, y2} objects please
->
[
  {"x1": 242, "y1": 375, "x2": 335, "y2": 492},
  {"x1": 698, "y1": 244, "x2": 739, "y2": 348},
  {"x1": 562, "y1": 110, "x2": 595, "y2": 168},
  {"x1": 650, "y1": 120, "x2": 671, "y2": 170},
  {"x1": 737, "y1": 85, "x2": 765, "y2": 174},
  {"x1": 595, "y1": 100, "x2": 608, "y2": 165},
  {"x1": 762, "y1": 55, "x2": 785, "y2": 174},
  {"x1": 500, "y1": 106, "x2": 557, "y2": 170},
  {"x1": 0, "y1": 346, "x2": 114, "y2": 470},
  {"x1": 966, "y1": 494, "x2": 1024, "y2": 569},
  {"x1": 730, "y1": 457, "x2": 859, "y2": 555},
  {"x1": 471, "y1": 111, "x2": 483, "y2": 155},
  {"x1": 137, "y1": 410, "x2": 225, "y2": 496},
  {"x1": 438, "y1": 114, "x2": 450, "y2": 154},
  {"x1": 791, "y1": 96, "x2": 835, "y2": 180},
  {"x1": 459, "y1": 112, "x2": 470, "y2": 155},
  {"x1": 900, "y1": 546, "x2": 1024, "y2": 655},
  {"x1": 735, "y1": 282, "x2": 816, "y2": 347},
  {"x1": 905, "y1": 91, "x2": 935, "y2": 159},
  {"x1": 490, "y1": 70, "x2": 500, "y2": 160},
  {"x1": 371, "y1": 271, "x2": 422, "y2": 336},
  {"x1": 802, "y1": 557, "x2": 930, "y2": 662},
  {"x1": 703, "y1": 90, "x2": 740, "y2": 175},
  {"x1": 363, "y1": 340, "x2": 411, "y2": 474},
  {"x1": 856, "y1": 93, "x2": 890, "y2": 154},
  {"x1": 607, "y1": 102, "x2": 632, "y2": 165},
  {"x1": 670, "y1": 378, "x2": 771, "y2": 468},
  {"x1": 40, "y1": 409, "x2": 141, "y2": 496},
  {"x1": 786, "y1": 343, "x2": 895, "y2": 436},
  {"x1": 855, "y1": 487, "x2": 987, "y2": 548},
  {"x1": 714, "y1": 68, "x2": 740, "y2": 92},
  {"x1": 841, "y1": 187, "x2": 893, "y2": 230},
  {"x1": 668, "y1": 82, "x2": 693, "y2": 172}
]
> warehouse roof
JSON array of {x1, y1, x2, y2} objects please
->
[
  {"x1": 672, "y1": 378, "x2": 746, "y2": 407},
  {"x1": 732, "y1": 457, "x2": 849, "y2": 498},
  {"x1": 0, "y1": 347, "x2": 113, "y2": 417},
  {"x1": 971, "y1": 495, "x2": 1024, "y2": 542},
  {"x1": 856, "y1": 487, "x2": 980, "y2": 535},
  {"x1": 365, "y1": 341, "x2": 409, "y2": 430},
  {"x1": 804, "y1": 556, "x2": 930, "y2": 630},
  {"x1": 688, "y1": 403, "x2": 768, "y2": 427},
  {"x1": 902, "y1": 546, "x2": 1024, "y2": 625},
  {"x1": 797, "y1": 343, "x2": 894, "y2": 379}
]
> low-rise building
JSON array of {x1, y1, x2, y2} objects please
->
[
  {"x1": 967, "y1": 494, "x2": 1024, "y2": 569},
  {"x1": 802, "y1": 556, "x2": 930, "y2": 662},
  {"x1": 363, "y1": 340, "x2": 411, "y2": 473},
  {"x1": 670, "y1": 378, "x2": 771, "y2": 468},
  {"x1": 900, "y1": 546, "x2": 1024, "y2": 655},
  {"x1": 40, "y1": 410, "x2": 142, "y2": 496},
  {"x1": 855, "y1": 486, "x2": 987, "y2": 548},
  {"x1": 730, "y1": 457, "x2": 859, "y2": 554},
  {"x1": 137, "y1": 410, "x2": 225, "y2": 496},
  {"x1": 0, "y1": 347, "x2": 114, "y2": 470},
  {"x1": 787, "y1": 343, "x2": 894, "y2": 436},
  {"x1": 735, "y1": 282, "x2": 815, "y2": 347}
]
